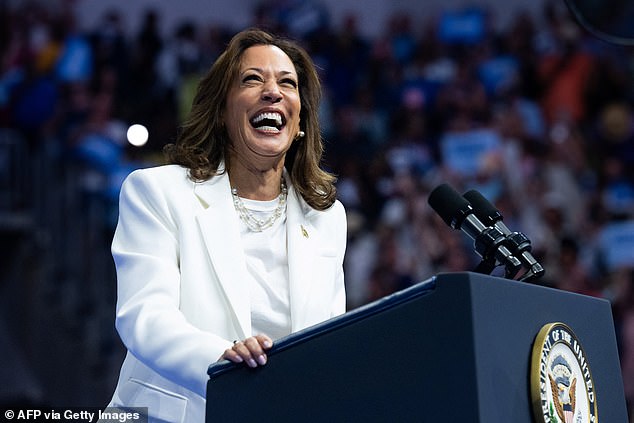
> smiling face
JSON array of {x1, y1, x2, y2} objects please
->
[{"x1": 224, "y1": 44, "x2": 301, "y2": 169}]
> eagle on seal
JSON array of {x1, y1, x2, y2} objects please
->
[{"x1": 549, "y1": 373, "x2": 577, "y2": 423}]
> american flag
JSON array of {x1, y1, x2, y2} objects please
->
[{"x1": 563, "y1": 405, "x2": 574, "y2": 423}]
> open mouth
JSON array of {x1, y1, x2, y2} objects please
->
[{"x1": 250, "y1": 111, "x2": 285, "y2": 133}]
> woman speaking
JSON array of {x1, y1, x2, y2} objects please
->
[{"x1": 105, "y1": 28, "x2": 347, "y2": 422}]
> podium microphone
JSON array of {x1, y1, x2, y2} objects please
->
[
  {"x1": 463, "y1": 189, "x2": 545, "y2": 282},
  {"x1": 428, "y1": 183, "x2": 523, "y2": 279}
]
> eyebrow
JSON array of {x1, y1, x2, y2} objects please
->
[{"x1": 242, "y1": 67, "x2": 297, "y2": 77}]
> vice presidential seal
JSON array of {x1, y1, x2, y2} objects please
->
[{"x1": 531, "y1": 322, "x2": 598, "y2": 423}]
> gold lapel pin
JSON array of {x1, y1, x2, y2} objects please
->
[{"x1": 301, "y1": 225, "x2": 309, "y2": 238}]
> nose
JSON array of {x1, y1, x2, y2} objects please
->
[{"x1": 261, "y1": 81, "x2": 282, "y2": 103}]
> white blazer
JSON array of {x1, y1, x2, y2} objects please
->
[{"x1": 107, "y1": 164, "x2": 346, "y2": 423}]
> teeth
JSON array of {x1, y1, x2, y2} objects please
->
[{"x1": 251, "y1": 112, "x2": 283, "y2": 127}]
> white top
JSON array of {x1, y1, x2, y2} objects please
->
[{"x1": 237, "y1": 196, "x2": 292, "y2": 340}]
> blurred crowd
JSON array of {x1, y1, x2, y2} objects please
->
[{"x1": 1, "y1": 0, "x2": 633, "y2": 415}]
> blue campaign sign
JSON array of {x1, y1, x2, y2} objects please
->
[
  {"x1": 599, "y1": 220, "x2": 634, "y2": 270},
  {"x1": 55, "y1": 35, "x2": 93, "y2": 82},
  {"x1": 440, "y1": 128, "x2": 502, "y2": 177},
  {"x1": 437, "y1": 8, "x2": 486, "y2": 45}
]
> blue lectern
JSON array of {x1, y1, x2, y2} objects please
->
[{"x1": 206, "y1": 272, "x2": 628, "y2": 422}]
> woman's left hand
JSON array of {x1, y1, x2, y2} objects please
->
[{"x1": 219, "y1": 334, "x2": 273, "y2": 368}]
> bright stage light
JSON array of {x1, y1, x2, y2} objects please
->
[{"x1": 127, "y1": 124, "x2": 149, "y2": 147}]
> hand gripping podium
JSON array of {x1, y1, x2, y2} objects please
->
[{"x1": 206, "y1": 272, "x2": 628, "y2": 422}]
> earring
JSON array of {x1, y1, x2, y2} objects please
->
[{"x1": 297, "y1": 130, "x2": 305, "y2": 139}]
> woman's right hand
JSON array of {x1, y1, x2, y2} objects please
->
[{"x1": 219, "y1": 334, "x2": 273, "y2": 368}]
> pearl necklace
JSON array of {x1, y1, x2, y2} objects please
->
[{"x1": 231, "y1": 179, "x2": 287, "y2": 232}]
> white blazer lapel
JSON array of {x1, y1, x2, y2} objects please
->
[
  {"x1": 286, "y1": 184, "x2": 321, "y2": 331},
  {"x1": 193, "y1": 172, "x2": 251, "y2": 339}
]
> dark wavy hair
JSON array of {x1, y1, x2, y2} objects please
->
[{"x1": 163, "y1": 28, "x2": 337, "y2": 210}]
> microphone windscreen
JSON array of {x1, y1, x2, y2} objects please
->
[
  {"x1": 463, "y1": 190, "x2": 501, "y2": 226},
  {"x1": 428, "y1": 183, "x2": 471, "y2": 228}
]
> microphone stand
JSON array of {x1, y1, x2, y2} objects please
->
[{"x1": 471, "y1": 226, "x2": 523, "y2": 280}]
